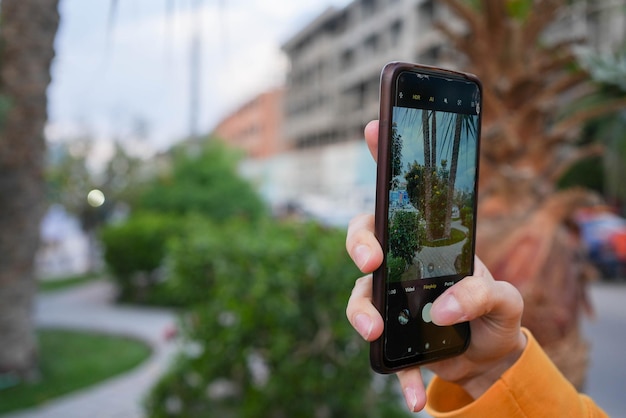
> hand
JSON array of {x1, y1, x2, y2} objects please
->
[{"x1": 345, "y1": 121, "x2": 527, "y2": 413}]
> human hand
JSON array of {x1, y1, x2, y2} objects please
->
[{"x1": 345, "y1": 121, "x2": 527, "y2": 413}]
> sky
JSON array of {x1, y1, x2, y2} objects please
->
[{"x1": 46, "y1": 0, "x2": 351, "y2": 163}]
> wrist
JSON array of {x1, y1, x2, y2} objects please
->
[{"x1": 462, "y1": 330, "x2": 528, "y2": 399}]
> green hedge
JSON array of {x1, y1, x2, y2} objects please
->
[
  {"x1": 145, "y1": 219, "x2": 409, "y2": 417},
  {"x1": 100, "y1": 212, "x2": 180, "y2": 304}
]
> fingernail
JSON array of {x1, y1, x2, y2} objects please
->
[
  {"x1": 433, "y1": 293, "x2": 464, "y2": 324},
  {"x1": 354, "y1": 245, "x2": 371, "y2": 271},
  {"x1": 404, "y1": 387, "x2": 418, "y2": 412},
  {"x1": 354, "y1": 313, "x2": 373, "y2": 340}
]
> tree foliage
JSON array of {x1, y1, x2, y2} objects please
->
[
  {"x1": 391, "y1": 123, "x2": 403, "y2": 188},
  {"x1": 46, "y1": 138, "x2": 145, "y2": 232},
  {"x1": 137, "y1": 140, "x2": 266, "y2": 221},
  {"x1": 101, "y1": 138, "x2": 267, "y2": 304},
  {"x1": 405, "y1": 160, "x2": 449, "y2": 240},
  {"x1": 573, "y1": 45, "x2": 626, "y2": 211},
  {"x1": 389, "y1": 210, "x2": 423, "y2": 269}
]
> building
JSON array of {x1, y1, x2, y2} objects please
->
[
  {"x1": 282, "y1": 0, "x2": 454, "y2": 149},
  {"x1": 557, "y1": 0, "x2": 626, "y2": 55},
  {"x1": 212, "y1": 88, "x2": 285, "y2": 159},
  {"x1": 281, "y1": 0, "x2": 626, "y2": 151}
]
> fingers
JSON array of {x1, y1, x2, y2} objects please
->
[
  {"x1": 364, "y1": 120, "x2": 379, "y2": 163},
  {"x1": 346, "y1": 213, "x2": 383, "y2": 273},
  {"x1": 397, "y1": 368, "x2": 427, "y2": 413},
  {"x1": 430, "y1": 272, "x2": 524, "y2": 329},
  {"x1": 346, "y1": 122, "x2": 382, "y2": 273},
  {"x1": 346, "y1": 274, "x2": 428, "y2": 413},
  {"x1": 344, "y1": 211, "x2": 384, "y2": 349},
  {"x1": 346, "y1": 275, "x2": 384, "y2": 341}
]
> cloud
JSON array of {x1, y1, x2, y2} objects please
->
[{"x1": 48, "y1": 0, "x2": 352, "y2": 153}]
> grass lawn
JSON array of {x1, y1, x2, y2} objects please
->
[
  {"x1": 0, "y1": 329, "x2": 151, "y2": 414},
  {"x1": 38, "y1": 272, "x2": 100, "y2": 293}
]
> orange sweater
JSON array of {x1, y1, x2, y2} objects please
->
[{"x1": 426, "y1": 328, "x2": 608, "y2": 417}]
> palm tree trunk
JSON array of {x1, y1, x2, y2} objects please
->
[
  {"x1": 444, "y1": 114, "x2": 463, "y2": 238},
  {"x1": 477, "y1": 188, "x2": 598, "y2": 389},
  {"x1": 0, "y1": 0, "x2": 60, "y2": 380},
  {"x1": 422, "y1": 110, "x2": 433, "y2": 240},
  {"x1": 431, "y1": 111, "x2": 437, "y2": 171}
]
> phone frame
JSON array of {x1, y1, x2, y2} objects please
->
[{"x1": 371, "y1": 62, "x2": 482, "y2": 373}]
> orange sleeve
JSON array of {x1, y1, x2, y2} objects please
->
[{"x1": 425, "y1": 328, "x2": 608, "y2": 418}]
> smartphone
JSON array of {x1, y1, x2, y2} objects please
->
[{"x1": 371, "y1": 62, "x2": 482, "y2": 373}]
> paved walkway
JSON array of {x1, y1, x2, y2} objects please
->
[
  {"x1": 415, "y1": 220, "x2": 469, "y2": 278},
  {"x1": 582, "y1": 280, "x2": 626, "y2": 416},
  {"x1": 1, "y1": 280, "x2": 179, "y2": 418}
]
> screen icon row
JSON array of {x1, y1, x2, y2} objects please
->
[{"x1": 399, "y1": 91, "x2": 477, "y2": 108}]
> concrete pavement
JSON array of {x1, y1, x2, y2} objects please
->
[
  {"x1": 1, "y1": 280, "x2": 178, "y2": 418},
  {"x1": 583, "y1": 279, "x2": 626, "y2": 417}
]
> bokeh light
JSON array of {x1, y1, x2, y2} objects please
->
[{"x1": 87, "y1": 189, "x2": 105, "y2": 207}]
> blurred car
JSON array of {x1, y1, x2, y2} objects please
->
[{"x1": 578, "y1": 210, "x2": 626, "y2": 280}]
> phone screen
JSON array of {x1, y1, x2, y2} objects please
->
[{"x1": 378, "y1": 66, "x2": 481, "y2": 366}]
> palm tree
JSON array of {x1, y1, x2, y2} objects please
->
[
  {"x1": 391, "y1": 123, "x2": 403, "y2": 188},
  {"x1": 444, "y1": 112, "x2": 478, "y2": 238},
  {"x1": 437, "y1": 0, "x2": 626, "y2": 388},
  {"x1": 576, "y1": 45, "x2": 626, "y2": 211},
  {"x1": 422, "y1": 109, "x2": 434, "y2": 240},
  {"x1": 0, "y1": 0, "x2": 60, "y2": 380}
]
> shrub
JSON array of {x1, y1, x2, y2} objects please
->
[
  {"x1": 145, "y1": 219, "x2": 409, "y2": 418},
  {"x1": 386, "y1": 255, "x2": 408, "y2": 282},
  {"x1": 100, "y1": 212, "x2": 179, "y2": 303}
]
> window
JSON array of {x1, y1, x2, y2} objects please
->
[
  {"x1": 418, "y1": 45, "x2": 441, "y2": 65},
  {"x1": 364, "y1": 34, "x2": 379, "y2": 54},
  {"x1": 341, "y1": 48, "x2": 355, "y2": 69},
  {"x1": 390, "y1": 20, "x2": 403, "y2": 45},
  {"x1": 417, "y1": 0, "x2": 435, "y2": 29},
  {"x1": 362, "y1": 0, "x2": 377, "y2": 17},
  {"x1": 419, "y1": 0, "x2": 435, "y2": 19}
]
